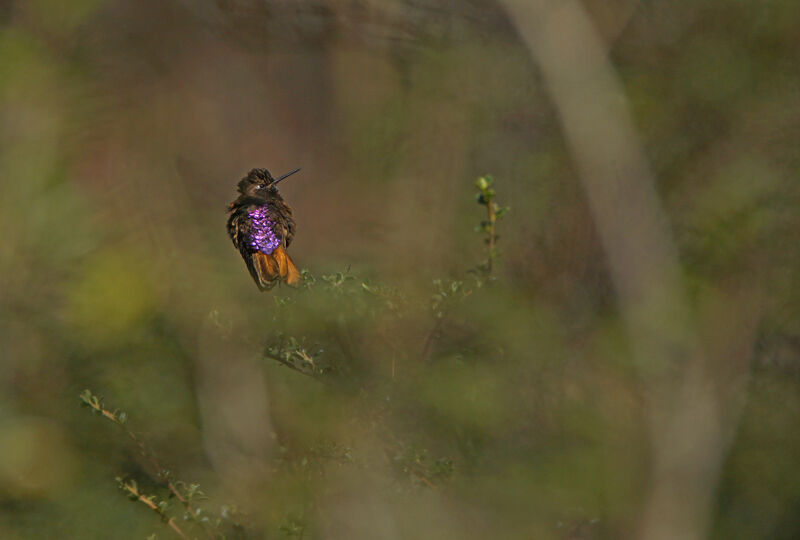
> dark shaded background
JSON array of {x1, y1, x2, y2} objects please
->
[{"x1": 1, "y1": 1, "x2": 799, "y2": 538}]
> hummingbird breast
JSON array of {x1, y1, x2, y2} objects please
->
[{"x1": 247, "y1": 205, "x2": 281, "y2": 254}]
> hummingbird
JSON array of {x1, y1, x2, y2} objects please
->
[{"x1": 227, "y1": 167, "x2": 302, "y2": 290}]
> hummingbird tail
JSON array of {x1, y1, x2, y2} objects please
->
[
  {"x1": 274, "y1": 246, "x2": 302, "y2": 286},
  {"x1": 252, "y1": 247, "x2": 301, "y2": 289}
]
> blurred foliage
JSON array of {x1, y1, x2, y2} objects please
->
[
  {"x1": 80, "y1": 390, "x2": 247, "y2": 539},
  {"x1": 76, "y1": 177, "x2": 507, "y2": 538},
  {"x1": 0, "y1": 1, "x2": 799, "y2": 539}
]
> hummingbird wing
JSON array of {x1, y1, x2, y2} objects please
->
[
  {"x1": 266, "y1": 199, "x2": 295, "y2": 248},
  {"x1": 227, "y1": 204, "x2": 269, "y2": 290}
]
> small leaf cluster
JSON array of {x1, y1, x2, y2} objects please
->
[
  {"x1": 390, "y1": 443, "x2": 455, "y2": 490},
  {"x1": 474, "y1": 175, "x2": 509, "y2": 220},
  {"x1": 264, "y1": 333, "x2": 331, "y2": 381},
  {"x1": 431, "y1": 278, "x2": 472, "y2": 319},
  {"x1": 278, "y1": 513, "x2": 307, "y2": 538},
  {"x1": 80, "y1": 389, "x2": 128, "y2": 425}
]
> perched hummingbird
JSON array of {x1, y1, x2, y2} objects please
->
[{"x1": 227, "y1": 167, "x2": 302, "y2": 290}]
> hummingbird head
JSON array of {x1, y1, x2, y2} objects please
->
[{"x1": 238, "y1": 167, "x2": 301, "y2": 198}]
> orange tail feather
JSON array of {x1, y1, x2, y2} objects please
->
[
  {"x1": 283, "y1": 249, "x2": 301, "y2": 285},
  {"x1": 253, "y1": 247, "x2": 301, "y2": 289},
  {"x1": 273, "y1": 246, "x2": 301, "y2": 286},
  {"x1": 273, "y1": 246, "x2": 289, "y2": 277},
  {"x1": 253, "y1": 251, "x2": 279, "y2": 289}
]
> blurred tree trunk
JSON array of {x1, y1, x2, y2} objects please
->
[
  {"x1": 499, "y1": 1, "x2": 762, "y2": 539},
  {"x1": 196, "y1": 311, "x2": 275, "y2": 492}
]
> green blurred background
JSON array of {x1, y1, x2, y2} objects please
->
[{"x1": 1, "y1": 1, "x2": 799, "y2": 538}]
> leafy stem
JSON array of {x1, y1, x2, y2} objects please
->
[
  {"x1": 80, "y1": 390, "x2": 216, "y2": 539},
  {"x1": 474, "y1": 175, "x2": 509, "y2": 278},
  {"x1": 118, "y1": 477, "x2": 190, "y2": 539}
]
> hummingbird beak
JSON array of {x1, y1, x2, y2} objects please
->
[{"x1": 272, "y1": 167, "x2": 301, "y2": 186}]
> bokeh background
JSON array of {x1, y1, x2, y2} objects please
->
[{"x1": 1, "y1": 0, "x2": 800, "y2": 538}]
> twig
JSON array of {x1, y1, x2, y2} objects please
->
[
  {"x1": 421, "y1": 317, "x2": 444, "y2": 363},
  {"x1": 264, "y1": 334, "x2": 328, "y2": 383},
  {"x1": 82, "y1": 393, "x2": 215, "y2": 539},
  {"x1": 266, "y1": 352, "x2": 327, "y2": 383},
  {"x1": 120, "y1": 481, "x2": 189, "y2": 540},
  {"x1": 413, "y1": 470, "x2": 440, "y2": 492},
  {"x1": 474, "y1": 175, "x2": 505, "y2": 278},
  {"x1": 485, "y1": 192, "x2": 497, "y2": 275}
]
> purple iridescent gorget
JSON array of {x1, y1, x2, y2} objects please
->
[{"x1": 248, "y1": 205, "x2": 281, "y2": 254}]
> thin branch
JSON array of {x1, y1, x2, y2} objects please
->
[
  {"x1": 83, "y1": 394, "x2": 215, "y2": 539},
  {"x1": 265, "y1": 352, "x2": 327, "y2": 383},
  {"x1": 120, "y1": 481, "x2": 189, "y2": 540},
  {"x1": 421, "y1": 317, "x2": 444, "y2": 363},
  {"x1": 485, "y1": 194, "x2": 497, "y2": 275},
  {"x1": 412, "y1": 470, "x2": 440, "y2": 491}
]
